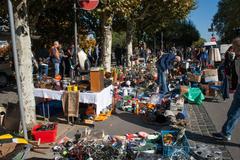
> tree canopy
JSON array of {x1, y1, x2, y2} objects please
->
[
  {"x1": 136, "y1": 0, "x2": 196, "y2": 35},
  {"x1": 213, "y1": 0, "x2": 240, "y2": 43},
  {"x1": 163, "y1": 20, "x2": 200, "y2": 47},
  {"x1": 1, "y1": 0, "x2": 197, "y2": 47}
]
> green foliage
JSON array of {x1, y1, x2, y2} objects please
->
[
  {"x1": 28, "y1": 0, "x2": 100, "y2": 45},
  {"x1": 97, "y1": 0, "x2": 142, "y2": 17},
  {"x1": 0, "y1": 0, "x2": 197, "y2": 50},
  {"x1": 158, "y1": 20, "x2": 200, "y2": 47},
  {"x1": 112, "y1": 31, "x2": 126, "y2": 48},
  {"x1": 213, "y1": 0, "x2": 240, "y2": 42},
  {"x1": 137, "y1": 0, "x2": 196, "y2": 35},
  {"x1": 192, "y1": 38, "x2": 206, "y2": 48}
]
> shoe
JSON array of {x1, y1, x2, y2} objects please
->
[{"x1": 212, "y1": 132, "x2": 231, "y2": 141}]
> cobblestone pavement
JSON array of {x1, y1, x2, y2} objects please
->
[{"x1": 187, "y1": 103, "x2": 234, "y2": 160}]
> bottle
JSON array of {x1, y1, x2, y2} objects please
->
[{"x1": 135, "y1": 100, "x2": 139, "y2": 115}]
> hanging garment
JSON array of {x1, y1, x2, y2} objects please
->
[
  {"x1": 62, "y1": 91, "x2": 80, "y2": 117},
  {"x1": 77, "y1": 49, "x2": 91, "y2": 71},
  {"x1": 209, "y1": 48, "x2": 221, "y2": 62},
  {"x1": 214, "y1": 48, "x2": 221, "y2": 62}
]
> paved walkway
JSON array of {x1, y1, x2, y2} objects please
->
[
  {"x1": 28, "y1": 103, "x2": 239, "y2": 159},
  {"x1": 0, "y1": 86, "x2": 239, "y2": 159},
  {"x1": 187, "y1": 103, "x2": 234, "y2": 160},
  {"x1": 203, "y1": 95, "x2": 240, "y2": 160}
]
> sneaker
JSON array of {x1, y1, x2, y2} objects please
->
[{"x1": 212, "y1": 132, "x2": 231, "y2": 141}]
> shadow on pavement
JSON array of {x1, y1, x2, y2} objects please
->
[
  {"x1": 115, "y1": 111, "x2": 169, "y2": 132},
  {"x1": 203, "y1": 97, "x2": 224, "y2": 103},
  {"x1": 186, "y1": 131, "x2": 240, "y2": 147},
  {"x1": 0, "y1": 85, "x2": 17, "y2": 93},
  {"x1": 26, "y1": 158, "x2": 51, "y2": 160}
]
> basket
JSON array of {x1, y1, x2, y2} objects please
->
[
  {"x1": 161, "y1": 130, "x2": 190, "y2": 158},
  {"x1": 32, "y1": 123, "x2": 58, "y2": 144}
]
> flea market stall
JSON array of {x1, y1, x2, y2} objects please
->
[
  {"x1": 34, "y1": 85, "x2": 113, "y2": 116},
  {"x1": 41, "y1": 56, "x2": 224, "y2": 160},
  {"x1": 29, "y1": 54, "x2": 224, "y2": 160},
  {"x1": 33, "y1": 68, "x2": 114, "y2": 124}
]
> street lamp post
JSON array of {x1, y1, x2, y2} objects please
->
[
  {"x1": 74, "y1": 0, "x2": 78, "y2": 65},
  {"x1": 7, "y1": 0, "x2": 28, "y2": 140}
]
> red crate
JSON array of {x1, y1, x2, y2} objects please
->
[{"x1": 32, "y1": 123, "x2": 58, "y2": 144}]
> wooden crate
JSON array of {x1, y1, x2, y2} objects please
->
[{"x1": 90, "y1": 70, "x2": 104, "y2": 92}]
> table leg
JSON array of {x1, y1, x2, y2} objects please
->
[
  {"x1": 47, "y1": 102, "x2": 50, "y2": 121},
  {"x1": 72, "y1": 117, "x2": 74, "y2": 124},
  {"x1": 42, "y1": 102, "x2": 46, "y2": 120}
]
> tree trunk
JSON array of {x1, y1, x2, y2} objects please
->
[
  {"x1": 153, "y1": 34, "x2": 157, "y2": 55},
  {"x1": 126, "y1": 20, "x2": 134, "y2": 67},
  {"x1": 102, "y1": 13, "x2": 112, "y2": 72},
  {"x1": 14, "y1": 1, "x2": 36, "y2": 126}
]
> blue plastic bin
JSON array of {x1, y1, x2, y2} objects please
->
[{"x1": 161, "y1": 130, "x2": 190, "y2": 157}]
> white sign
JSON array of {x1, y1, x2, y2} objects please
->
[{"x1": 220, "y1": 44, "x2": 232, "y2": 54}]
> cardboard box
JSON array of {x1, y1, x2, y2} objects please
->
[
  {"x1": 210, "y1": 81, "x2": 223, "y2": 86},
  {"x1": 203, "y1": 69, "x2": 219, "y2": 82},
  {"x1": 205, "y1": 76, "x2": 219, "y2": 83},
  {"x1": 180, "y1": 85, "x2": 189, "y2": 95},
  {"x1": 200, "y1": 84, "x2": 210, "y2": 96},
  {"x1": 203, "y1": 69, "x2": 218, "y2": 76},
  {"x1": 187, "y1": 73, "x2": 201, "y2": 82}
]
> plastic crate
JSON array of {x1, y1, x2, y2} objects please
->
[
  {"x1": 32, "y1": 123, "x2": 58, "y2": 144},
  {"x1": 161, "y1": 130, "x2": 190, "y2": 157}
]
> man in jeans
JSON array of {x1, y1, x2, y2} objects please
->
[
  {"x1": 213, "y1": 37, "x2": 240, "y2": 141},
  {"x1": 50, "y1": 41, "x2": 60, "y2": 76},
  {"x1": 156, "y1": 52, "x2": 181, "y2": 94}
]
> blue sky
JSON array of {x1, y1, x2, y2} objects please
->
[{"x1": 188, "y1": 0, "x2": 219, "y2": 41}]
